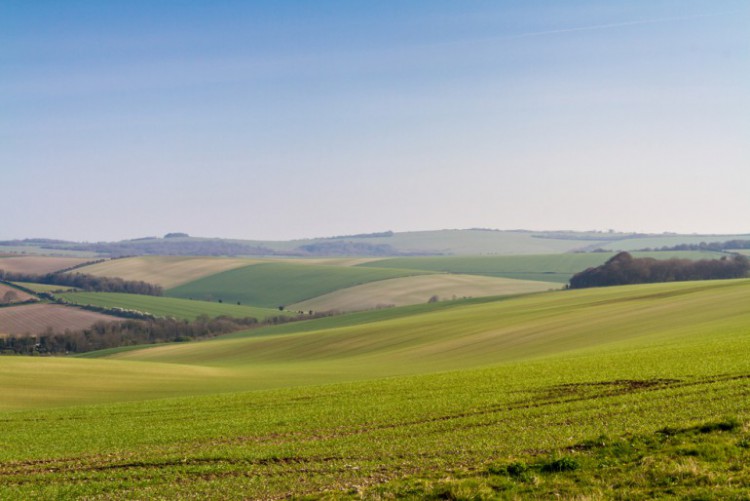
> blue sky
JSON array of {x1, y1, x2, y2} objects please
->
[{"x1": 2, "y1": 1, "x2": 748, "y2": 241}]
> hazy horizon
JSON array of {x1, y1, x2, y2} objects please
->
[{"x1": 3, "y1": 1, "x2": 748, "y2": 241}]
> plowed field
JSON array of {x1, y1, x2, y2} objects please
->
[
  {"x1": 0, "y1": 304, "x2": 120, "y2": 336},
  {"x1": 0, "y1": 284, "x2": 36, "y2": 304}
]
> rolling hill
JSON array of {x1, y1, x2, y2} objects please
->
[
  {"x1": 4, "y1": 229, "x2": 749, "y2": 257},
  {"x1": 2, "y1": 278, "x2": 750, "y2": 498}
]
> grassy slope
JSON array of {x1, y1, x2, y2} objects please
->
[
  {"x1": 113, "y1": 279, "x2": 750, "y2": 372},
  {"x1": 1, "y1": 286, "x2": 750, "y2": 497},
  {"x1": 289, "y1": 274, "x2": 560, "y2": 312},
  {"x1": 74, "y1": 256, "x2": 256, "y2": 288},
  {"x1": 361, "y1": 250, "x2": 726, "y2": 283},
  {"x1": 56, "y1": 292, "x2": 288, "y2": 320},
  {"x1": 166, "y1": 262, "x2": 435, "y2": 308},
  {"x1": 598, "y1": 234, "x2": 750, "y2": 251}
]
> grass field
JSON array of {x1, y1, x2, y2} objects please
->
[
  {"x1": 1, "y1": 278, "x2": 750, "y2": 498},
  {"x1": 0, "y1": 303, "x2": 120, "y2": 336},
  {"x1": 112, "y1": 278, "x2": 750, "y2": 371},
  {"x1": 57, "y1": 292, "x2": 290, "y2": 321},
  {"x1": 167, "y1": 262, "x2": 435, "y2": 308},
  {"x1": 361, "y1": 250, "x2": 726, "y2": 283},
  {"x1": 289, "y1": 274, "x2": 560, "y2": 312},
  {"x1": 11, "y1": 282, "x2": 80, "y2": 293},
  {"x1": 0, "y1": 256, "x2": 94, "y2": 274},
  {"x1": 74, "y1": 256, "x2": 256, "y2": 288}
]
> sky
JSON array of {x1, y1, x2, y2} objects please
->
[{"x1": 2, "y1": 0, "x2": 749, "y2": 242}]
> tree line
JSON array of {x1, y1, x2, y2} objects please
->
[
  {"x1": 0, "y1": 316, "x2": 256, "y2": 354},
  {"x1": 0, "y1": 270, "x2": 162, "y2": 296},
  {"x1": 0, "y1": 311, "x2": 330, "y2": 355},
  {"x1": 568, "y1": 252, "x2": 750, "y2": 289},
  {"x1": 637, "y1": 239, "x2": 750, "y2": 252}
]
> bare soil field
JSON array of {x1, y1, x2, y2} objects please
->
[
  {"x1": 0, "y1": 304, "x2": 120, "y2": 336},
  {"x1": 0, "y1": 284, "x2": 37, "y2": 304},
  {"x1": 0, "y1": 256, "x2": 93, "y2": 275}
]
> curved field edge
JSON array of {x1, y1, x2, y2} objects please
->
[
  {"x1": 289, "y1": 274, "x2": 560, "y2": 312},
  {"x1": 55, "y1": 292, "x2": 288, "y2": 321},
  {"x1": 165, "y1": 262, "x2": 437, "y2": 308},
  {"x1": 0, "y1": 327, "x2": 749, "y2": 499},
  {"x1": 73, "y1": 256, "x2": 257, "y2": 288},
  {"x1": 109, "y1": 279, "x2": 750, "y2": 370}
]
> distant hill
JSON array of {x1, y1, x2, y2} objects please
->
[{"x1": 1, "y1": 229, "x2": 749, "y2": 257}]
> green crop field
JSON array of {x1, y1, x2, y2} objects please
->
[
  {"x1": 56, "y1": 292, "x2": 289, "y2": 321},
  {"x1": 12, "y1": 281, "x2": 80, "y2": 293},
  {"x1": 362, "y1": 250, "x2": 726, "y2": 283},
  {"x1": 290, "y1": 274, "x2": 560, "y2": 312},
  {"x1": 1, "y1": 279, "x2": 750, "y2": 498},
  {"x1": 166, "y1": 261, "x2": 435, "y2": 308}
]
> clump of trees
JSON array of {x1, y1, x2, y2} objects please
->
[
  {"x1": 568, "y1": 252, "x2": 750, "y2": 289},
  {"x1": 0, "y1": 270, "x2": 162, "y2": 296}
]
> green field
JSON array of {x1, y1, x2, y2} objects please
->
[
  {"x1": 166, "y1": 261, "x2": 435, "y2": 308},
  {"x1": 12, "y1": 281, "x2": 80, "y2": 293},
  {"x1": 2, "y1": 279, "x2": 750, "y2": 498},
  {"x1": 56, "y1": 292, "x2": 288, "y2": 321},
  {"x1": 362, "y1": 251, "x2": 726, "y2": 283}
]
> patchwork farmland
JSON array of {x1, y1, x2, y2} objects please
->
[
  {"x1": 0, "y1": 283, "x2": 37, "y2": 304},
  {"x1": 2, "y1": 248, "x2": 750, "y2": 498},
  {"x1": 165, "y1": 261, "x2": 436, "y2": 308},
  {"x1": 57, "y1": 292, "x2": 290, "y2": 321},
  {"x1": 1, "y1": 278, "x2": 749, "y2": 499},
  {"x1": 0, "y1": 303, "x2": 120, "y2": 336},
  {"x1": 75, "y1": 256, "x2": 257, "y2": 288}
]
